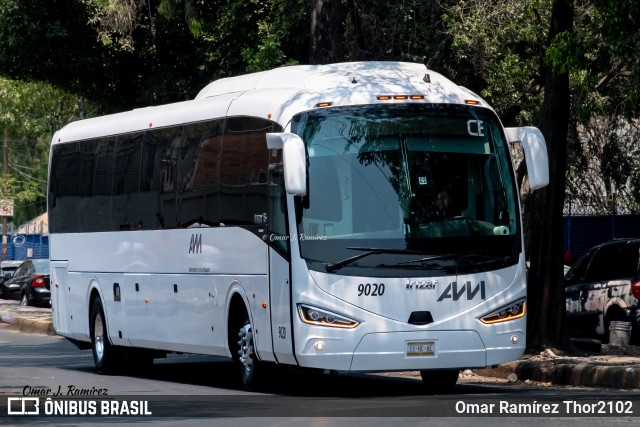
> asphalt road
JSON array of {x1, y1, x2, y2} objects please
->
[{"x1": 1, "y1": 324, "x2": 639, "y2": 426}]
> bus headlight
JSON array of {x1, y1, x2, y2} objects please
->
[
  {"x1": 480, "y1": 298, "x2": 526, "y2": 324},
  {"x1": 298, "y1": 304, "x2": 360, "y2": 329}
]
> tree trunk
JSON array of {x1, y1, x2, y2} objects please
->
[
  {"x1": 309, "y1": 0, "x2": 343, "y2": 64},
  {"x1": 526, "y1": 0, "x2": 574, "y2": 350}
]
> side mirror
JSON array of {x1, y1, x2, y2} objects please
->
[
  {"x1": 505, "y1": 126, "x2": 549, "y2": 190},
  {"x1": 266, "y1": 133, "x2": 307, "y2": 196}
]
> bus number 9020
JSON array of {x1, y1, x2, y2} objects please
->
[{"x1": 357, "y1": 283, "x2": 385, "y2": 297}]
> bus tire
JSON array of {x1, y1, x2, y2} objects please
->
[
  {"x1": 233, "y1": 311, "x2": 262, "y2": 389},
  {"x1": 420, "y1": 369, "x2": 459, "y2": 393},
  {"x1": 90, "y1": 297, "x2": 120, "y2": 373}
]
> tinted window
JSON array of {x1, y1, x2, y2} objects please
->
[
  {"x1": 585, "y1": 245, "x2": 617, "y2": 282},
  {"x1": 565, "y1": 248, "x2": 595, "y2": 285},
  {"x1": 292, "y1": 104, "x2": 521, "y2": 273},
  {"x1": 580, "y1": 243, "x2": 640, "y2": 283},
  {"x1": 220, "y1": 117, "x2": 276, "y2": 225},
  {"x1": 602, "y1": 243, "x2": 639, "y2": 279},
  {"x1": 15, "y1": 262, "x2": 32, "y2": 277},
  {"x1": 49, "y1": 117, "x2": 283, "y2": 233}
]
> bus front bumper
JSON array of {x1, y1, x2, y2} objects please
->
[{"x1": 295, "y1": 329, "x2": 525, "y2": 372}]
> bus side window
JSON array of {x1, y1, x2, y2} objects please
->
[{"x1": 219, "y1": 117, "x2": 277, "y2": 226}]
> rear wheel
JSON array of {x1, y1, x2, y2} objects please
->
[
  {"x1": 420, "y1": 369, "x2": 459, "y2": 393},
  {"x1": 19, "y1": 292, "x2": 28, "y2": 306},
  {"x1": 90, "y1": 297, "x2": 120, "y2": 373}
]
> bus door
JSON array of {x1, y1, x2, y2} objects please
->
[{"x1": 268, "y1": 160, "x2": 297, "y2": 365}]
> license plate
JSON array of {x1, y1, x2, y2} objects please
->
[{"x1": 406, "y1": 341, "x2": 435, "y2": 357}]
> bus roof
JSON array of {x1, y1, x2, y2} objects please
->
[{"x1": 53, "y1": 61, "x2": 490, "y2": 145}]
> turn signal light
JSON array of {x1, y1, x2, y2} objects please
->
[{"x1": 376, "y1": 95, "x2": 425, "y2": 101}]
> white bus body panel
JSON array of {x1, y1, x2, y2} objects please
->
[
  {"x1": 50, "y1": 228, "x2": 272, "y2": 358},
  {"x1": 54, "y1": 93, "x2": 240, "y2": 144},
  {"x1": 199, "y1": 62, "x2": 492, "y2": 128},
  {"x1": 289, "y1": 258, "x2": 527, "y2": 371}
]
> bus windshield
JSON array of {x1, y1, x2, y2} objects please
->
[{"x1": 291, "y1": 104, "x2": 520, "y2": 275}]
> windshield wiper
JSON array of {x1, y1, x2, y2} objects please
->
[
  {"x1": 376, "y1": 250, "x2": 510, "y2": 268},
  {"x1": 325, "y1": 247, "x2": 423, "y2": 273}
]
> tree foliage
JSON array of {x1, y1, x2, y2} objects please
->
[
  {"x1": 443, "y1": 0, "x2": 549, "y2": 123},
  {"x1": 0, "y1": 77, "x2": 82, "y2": 225},
  {"x1": 445, "y1": 0, "x2": 640, "y2": 215}
]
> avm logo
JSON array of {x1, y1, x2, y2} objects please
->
[{"x1": 189, "y1": 234, "x2": 202, "y2": 254}]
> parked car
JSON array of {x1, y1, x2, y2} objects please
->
[
  {"x1": 564, "y1": 239, "x2": 640, "y2": 345},
  {"x1": 0, "y1": 260, "x2": 23, "y2": 293},
  {"x1": 0, "y1": 259, "x2": 51, "y2": 307}
]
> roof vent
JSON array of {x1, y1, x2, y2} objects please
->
[{"x1": 423, "y1": 74, "x2": 431, "y2": 84}]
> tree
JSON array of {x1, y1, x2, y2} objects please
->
[
  {"x1": 81, "y1": 0, "x2": 308, "y2": 88},
  {"x1": 444, "y1": 0, "x2": 640, "y2": 350},
  {"x1": 565, "y1": 1, "x2": 640, "y2": 214},
  {"x1": 343, "y1": 1, "x2": 457, "y2": 66},
  {"x1": 310, "y1": 0, "x2": 343, "y2": 63},
  {"x1": 0, "y1": 0, "x2": 130, "y2": 111},
  {"x1": 526, "y1": 0, "x2": 574, "y2": 350},
  {"x1": 0, "y1": 0, "x2": 245, "y2": 112},
  {"x1": 0, "y1": 77, "x2": 82, "y2": 225}
]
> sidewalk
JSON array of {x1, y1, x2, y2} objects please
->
[
  {"x1": 1, "y1": 298, "x2": 639, "y2": 389},
  {"x1": 475, "y1": 347, "x2": 640, "y2": 390},
  {"x1": 0, "y1": 298, "x2": 55, "y2": 335}
]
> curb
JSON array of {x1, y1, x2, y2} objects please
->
[
  {"x1": 476, "y1": 359, "x2": 640, "y2": 390},
  {"x1": 0, "y1": 309, "x2": 56, "y2": 336},
  {"x1": 8, "y1": 317, "x2": 56, "y2": 335}
]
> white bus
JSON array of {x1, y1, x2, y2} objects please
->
[{"x1": 48, "y1": 61, "x2": 548, "y2": 391}]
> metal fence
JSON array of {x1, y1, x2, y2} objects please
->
[{"x1": 563, "y1": 214, "x2": 640, "y2": 264}]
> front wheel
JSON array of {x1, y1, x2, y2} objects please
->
[
  {"x1": 90, "y1": 297, "x2": 120, "y2": 373},
  {"x1": 420, "y1": 369, "x2": 459, "y2": 393},
  {"x1": 237, "y1": 320, "x2": 258, "y2": 388}
]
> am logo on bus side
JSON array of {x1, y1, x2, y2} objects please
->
[{"x1": 189, "y1": 234, "x2": 202, "y2": 254}]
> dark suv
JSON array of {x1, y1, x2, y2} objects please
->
[{"x1": 564, "y1": 239, "x2": 640, "y2": 344}]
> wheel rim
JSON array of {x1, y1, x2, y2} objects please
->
[
  {"x1": 20, "y1": 294, "x2": 27, "y2": 306},
  {"x1": 237, "y1": 323, "x2": 254, "y2": 377},
  {"x1": 94, "y1": 312, "x2": 105, "y2": 362}
]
